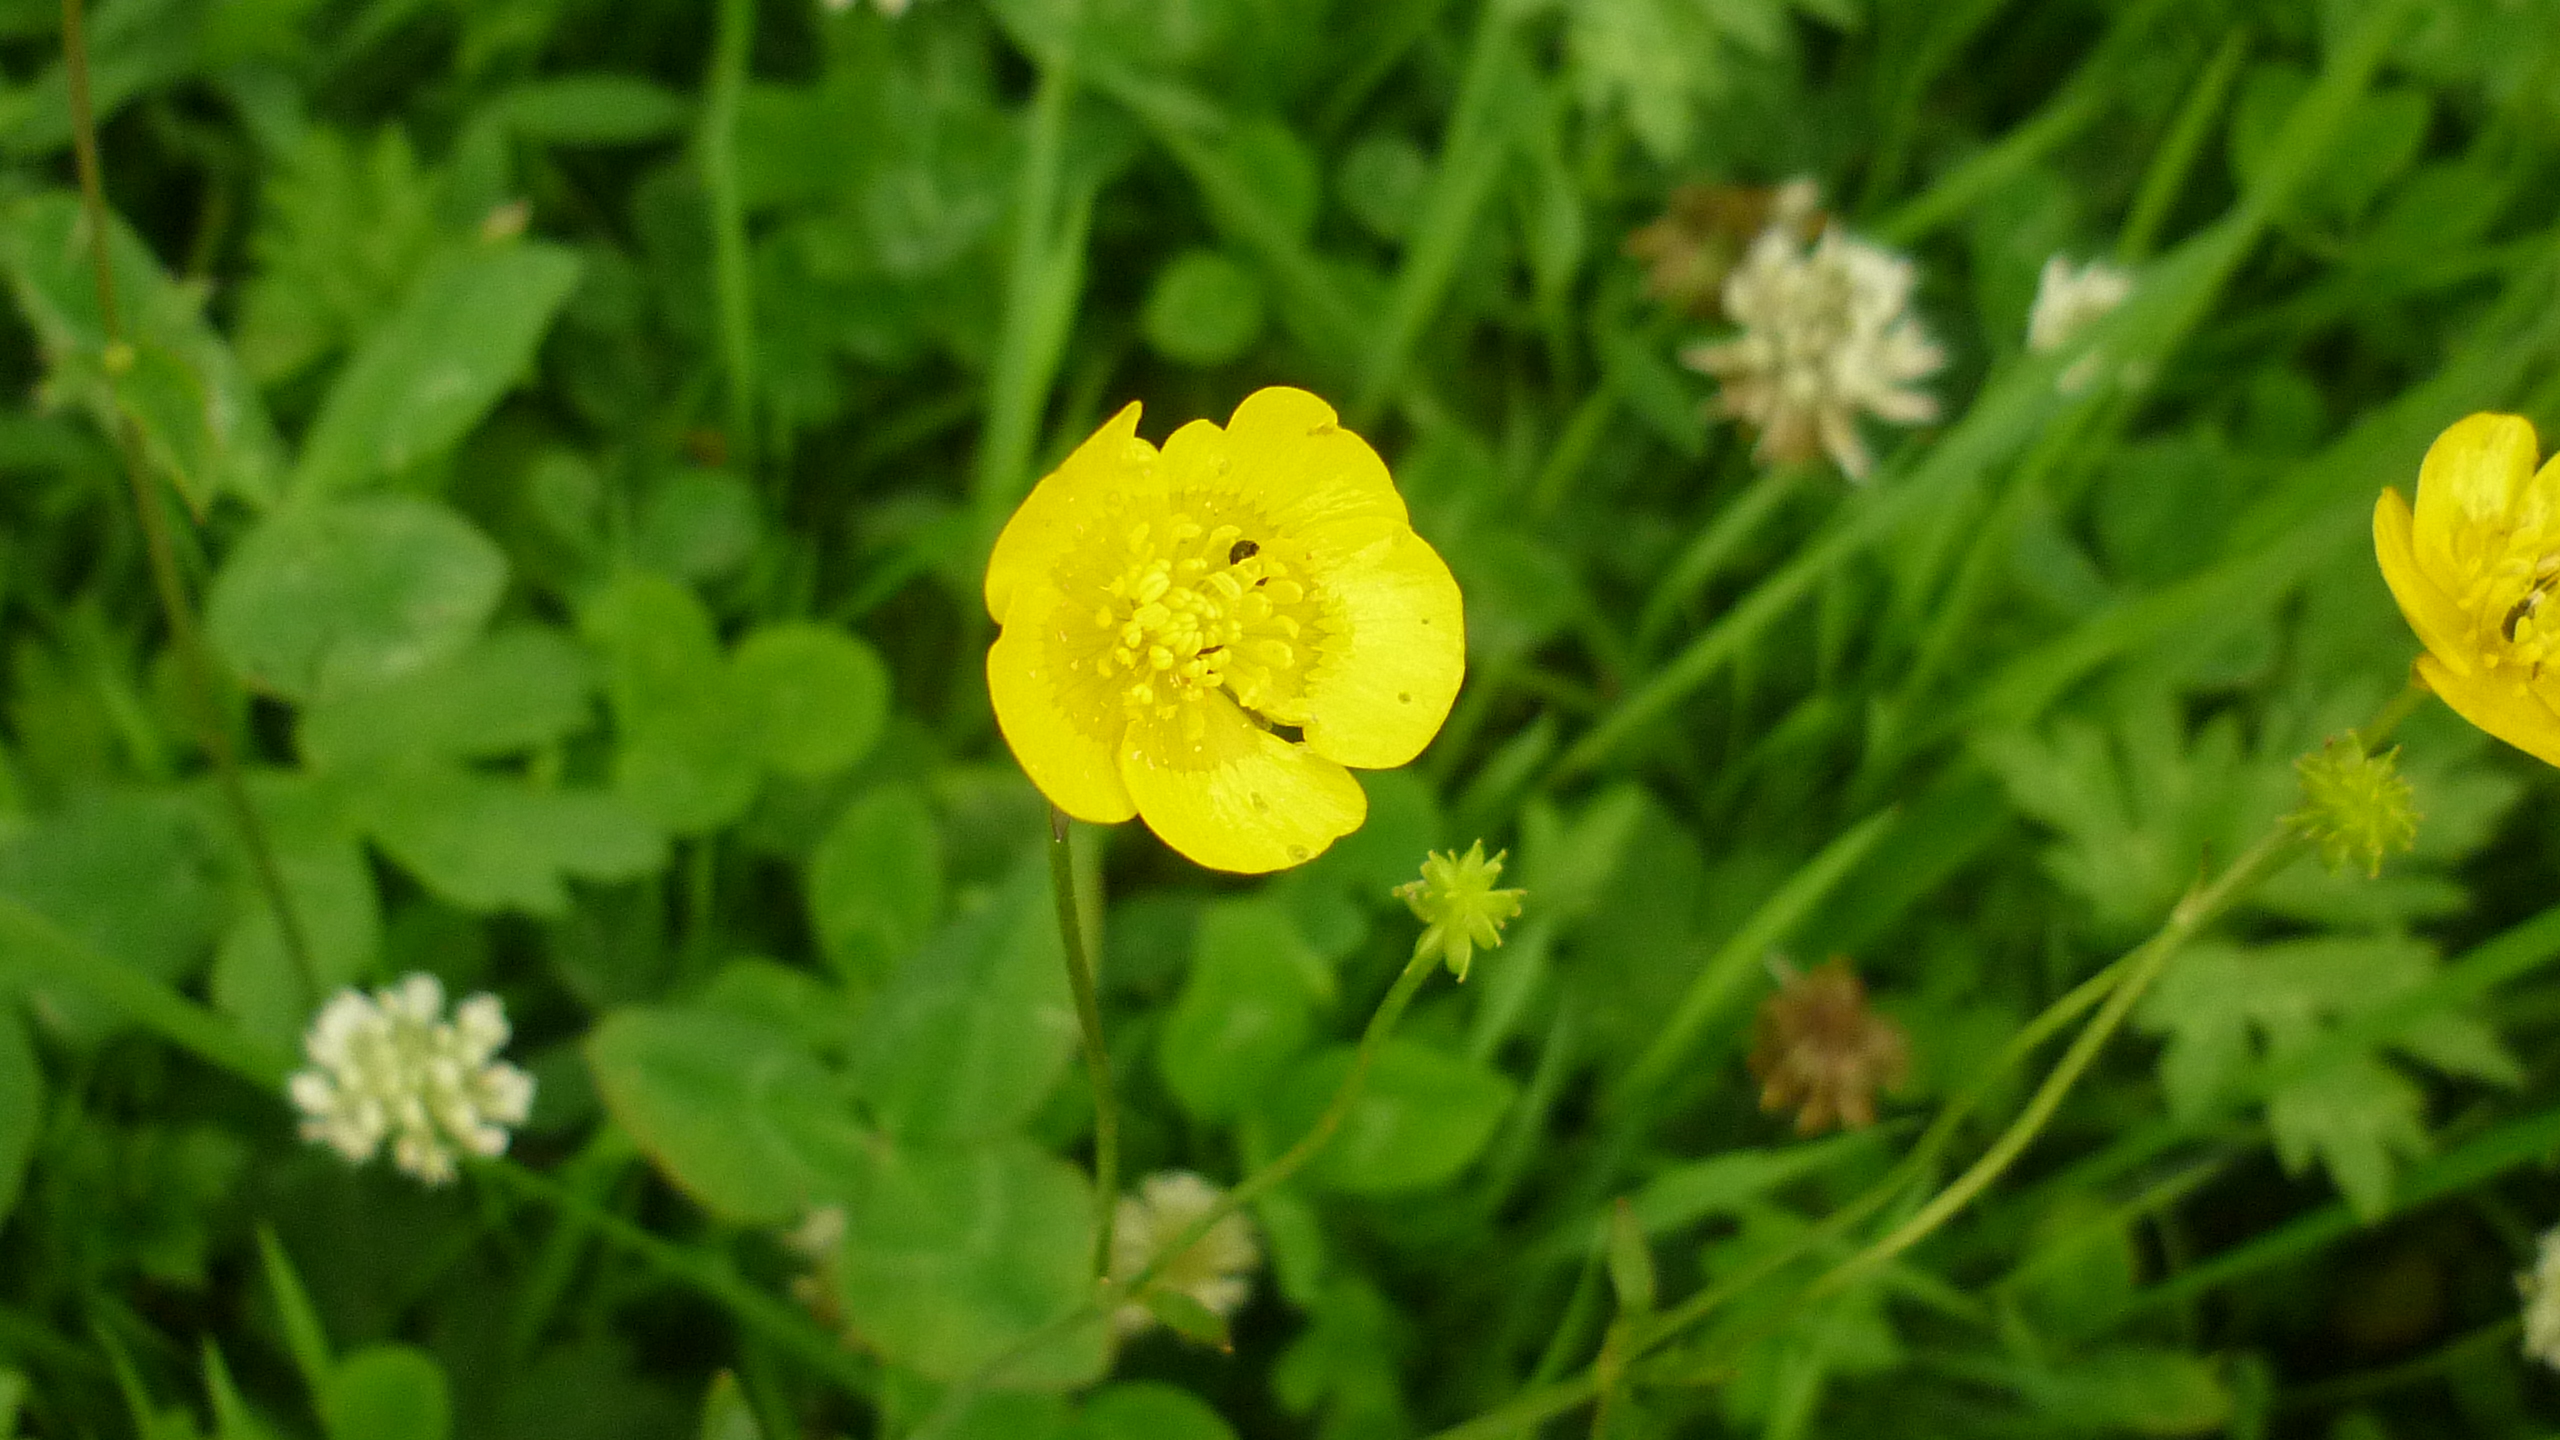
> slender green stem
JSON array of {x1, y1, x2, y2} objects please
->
[
  {"x1": 1810, "y1": 828, "x2": 2298, "y2": 1295},
  {"x1": 702, "y1": 0, "x2": 757, "y2": 470},
  {"x1": 2118, "y1": 29, "x2": 2249, "y2": 263},
  {"x1": 1445, "y1": 673, "x2": 2410, "y2": 1435},
  {"x1": 916, "y1": 940, "x2": 1446, "y2": 1437},
  {"x1": 479, "y1": 1163, "x2": 875, "y2": 1397},
  {"x1": 1158, "y1": 944, "x2": 1440, "y2": 1261},
  {"x1": 1627, "y1": 824, "x2": 2310, "y2": 1395},
  {"x1": 1048, "y1": 807, "x2": 1120, "y2": 1282},
  {"x1": 59, "y1": 0, "x2": 317, "y2": 1001}
]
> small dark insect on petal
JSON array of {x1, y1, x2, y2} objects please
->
[{"x1": 1229, "y1": 540, "x2": 1259, "y2": 564}]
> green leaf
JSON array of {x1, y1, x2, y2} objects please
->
[
  {"x1": 0, "y1": 192, "x2": 285, "y2": 509},
  {"x1": 851, "y1": 861, "x2": 1075, "y2": 1144},
  {"x1": 806, "y1": 786, "x2": 943, "y2": 987},
  {"x1": 696, "y1": 1372, "x2": 762, "y2": 1440},
  {"x1": 1141, "y1": 250, "x2": 1265, "y2": 366},
  {"x1": 1222, "y1": 120, "x2": 1319, "y2": 238},
  {"x1": 632, "y1": 468, "x2": 762, "y2": 582},
  {"x1": 1158, "y1": 899, "x2": 1326, "y2": 1123},
  {"x1": 1271, "y1": 1275, "x2": 1407, "y2": 1434},
  {"x1": 211, "y1": 812, "x2": 380, "y2": 1046},
  {"x1": 1139, "y1": 1289, "x2": 1234, "y2": 1351},
  {"x1": 353, "y1": 765, "x2": 666, "y2": 916},
  {"x1": 698, "y1": 959, "x2": 859, "y2": 1057},
  {"x1": 203, "y1": 1343, "x2": 279, "y2": 1440},
  {"x1": 0, "y1": 1007, "x2": 38, "y2": 1231},
  {"x1": 321, "y1": 1346, "x2": 448, "y2": 1440},
  {"x1": 0, "y1": 788, "x2": 227, "y2": 992},
  {"x1": 2265, "y1": 1055, "x2": 2428, "y2": 1223},
  {"x1": 914, "y1": 1390, "x2": 1072, "y2": 1440},
  {"x1": 292, "y1": 241, "x2": 583, "y2": 493},
  {"x1": 2137, "y1": 935, "x2": 2515, "y2": 1219},
  {"x1": 732, "y1": 623, "x2": 891, "y2": 781},
  {"x1": 497, "y1": 75, "x2": 691, "y2": 146},
  {"x1": 1975, "y1": 695, "x2": 2295, "y2": 938},
  {"x1": 296, "y1": 626, "x2": 596, "y2": 769},
  {"x1": 585, "y1": 1005, "x2": 868, "y2": 1225},
  {"x1": 1264, "y1": 1038, "x2": 1517, "y2": 1194},
  {"x1": 2026, "y1": 1346, "x2": 2232, "y2": 1436},
  {"x1": 833, "y1": 1137, "x2": 1108, "y2": 1387},
  {"x1": 1336, "y1": 134, "x2": 1431, "y2": 243},
  {"x1": 581, "y1": 572, "x2": 760, "y2": 835},
  {"x1": 207, "y1": 496, "x2": 508, "y2": 703},
  {"x1": 233, "y1": 127, "x2": 443, "y2": 388},
  {"x1": 1566, "y1": 0, "x2": 1801, "y2": 162},
  {"x1": 2229, "y1": 64, "x2": 2431, "y2": 225},
  {"x1": 1072, "y1": 1383, "x2": 1239, "y2": 1440},
  {"x1": 256, "y1": 1227, "x2": 334, "y2": 1400}
]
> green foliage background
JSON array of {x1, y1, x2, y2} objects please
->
[{"x1": 2, "y1": 0, "x2": 2560, "y2": 1435}]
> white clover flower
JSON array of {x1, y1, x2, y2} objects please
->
[
  {"x1": 1108, "y1": 1171, "x2": 1260, "y2": 1336},
  {"x1": 1681, "y1": 201, "x2": 1944, "y2": 483},
  {"x1": 2520, "y1": 1225, "x2": 2560, "y2": 1368},
  {"x1": 2027, "y1": 254, "x2": 2133, "y2": 394},
  {"x1": 287, "y1": 974, "x2": 535, "y2": 1186},
  {"x1": 2027, "y1": 254, "x2": 2133, "y2": 354}
]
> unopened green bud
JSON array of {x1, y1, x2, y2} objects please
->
[
  {"x1": 1393, "y1": 840, "x2": 1526, "y2": 982},
  {"x1": 2291, "y1": 731, "x2": 2419, "y2": 878}
]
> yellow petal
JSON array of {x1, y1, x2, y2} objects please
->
[
  {"x1": 2374, "y1": 487, "x2": 2479, "y2": 678},
  {"x1": 1296, "y1": 522, "x2": 1466, "y2": 769},
  {"x1": 2416, "y1": 653, "x2": 2560, "y2": 769},
  {"x1": 1119, "y1": 695, "x2": 1367, "y2": 872},
  {"x1": 985, "y1": 402, "x2": 1160, "y2": 624},
  {"x1": 2412, "y1": 412, "x2": 2538, "y2": 570},
  {"x1": 987, "y1": 581, "x2": 1138, "y2": 823},
  {"x1": 1161, "y1": 387, "x2": 1409, "y2": 535}
]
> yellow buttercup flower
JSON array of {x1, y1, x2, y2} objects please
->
[
  {"x1": 985, "y1": 387, "x2": 1464, "y2": 873},
  {"x1": 2375, "y1": 412, "x2": 2560, "y2": 766}
]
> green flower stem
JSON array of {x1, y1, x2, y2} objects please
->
[
  {"x1": 1798, "y1": 826, "x2": 2300, "y2": 1301},
  {"x1": 1048, "y1": 808, "x2": 1120, "y2": 1282},
  {"x1": 916, "y1": 940, "x2": 1445, "y2": 1437},
  {"x1": 58, "y1": 0, "x2": 318, "y2": 1001},
  {"x1": 1441, "y1": 687, "x2": 2420, "y2": 1440},
  {"x1": 1138, "y1": 941, "x2": 1441, "y2": 1285},
  {"x1": 1619, "y1": 828, "x2": 2309, "y2": 1395}
]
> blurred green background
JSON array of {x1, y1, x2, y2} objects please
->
[{"x1": 3, "y1": 0, "x2": 2560, "y2": 1436}]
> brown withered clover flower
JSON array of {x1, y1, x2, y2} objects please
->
[
  {"x1": 1623, "y1": 178, "x2": 1823, "y2": 319},
  {"x1": 1747, "y1": 957, "x2": 1909, "y2": 1134}
]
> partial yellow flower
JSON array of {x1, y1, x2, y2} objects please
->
[
  {"x1": 2375, "y1": 413, "x2": 2560, "y2": 767},
  {"x1": 985, "y1": 387, "x2": 1464, "y2": 873}
]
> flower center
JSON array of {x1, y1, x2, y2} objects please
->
[
  {"x1": 2478, "y1": 548, "x2": 2560, "y2": 676},
  {"x1": 1080, "y1": 509, "x2": 1321, "y2": 727}
]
